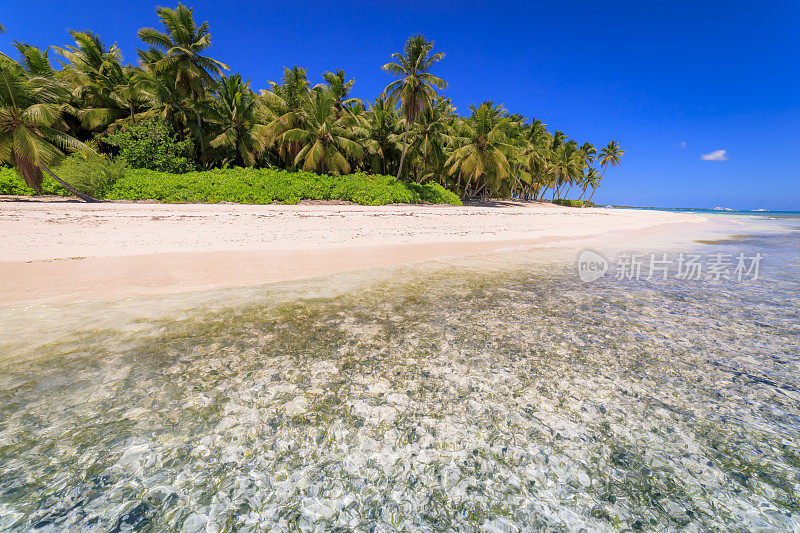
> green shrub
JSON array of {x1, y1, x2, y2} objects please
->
[
  {"x1": 551, "y1": 199, "x2": 596, "y2": 207},
  {"x1": 0, "y1": 167, "x2": 34, "y2": 195},
  {"x1": 0, "y1": 166, "x2": 62, "y2": 195},
  {"x1": 103, "y1": 168, "x2": 463, "y2": 206},
  {"x1": 1, "y1": 165, "x2": 464, "y2": 206},
  {"x1": 54, "y1": 154, "x2": 129, "y2": 197},
  {"x1": 407, "y1": 182, "x2": 462, "y2": 205},
  {"x1": 104, "y1": 118, "x2": 195, "y2": 174}
]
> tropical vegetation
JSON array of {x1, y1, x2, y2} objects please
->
[
  {"x1": 0, "y1": 5, "x2": 623, "y2": 205},
  {"x1": 0, "y1": 164, "x2": 460, "y2": 206}
]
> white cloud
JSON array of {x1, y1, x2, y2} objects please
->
[
  {"x1": 701, "y1": 149, "x2": 728, "y2": 161},
  {"x1": 680, "y1": 141, "x2": 686, "y2": 149}
]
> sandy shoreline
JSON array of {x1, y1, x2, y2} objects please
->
[{"x1": 0, "y1": 198, "x2": 715, "y2": 305}]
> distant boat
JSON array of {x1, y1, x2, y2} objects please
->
[
  {"x1": 713, "y1": 206, "x2": 735, "y2": 211},
  {"x1": 753, "y1": 208, "x2": 768, "y2": 212}
]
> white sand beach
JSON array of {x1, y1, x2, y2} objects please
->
[{"x1": 0, "y1": 198, "x2": 713, "y2": 304}]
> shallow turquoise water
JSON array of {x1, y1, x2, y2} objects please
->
[{"x1": 0, "y1": 214, "x2": 798, "y2": 531}]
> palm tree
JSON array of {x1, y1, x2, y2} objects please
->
[
  {"x1": 501, "y1": 115, "x2": 534, "y2": 198},
  {"x1": 51, "y1": 31, "x2": 131, "y2": 137},
  {"x1": 138, "y1": 3, "x2": 229, "y2": 167},
  {"x1": 580, "y1": 142, "x2": 596, "y2": 168},
  {"x1": 551, "y1": 142, "x2": 582, "y2": 199},
  {"x1": 321, "y1": 70, "x2": 358, "y2": 116},
  {"x1": 261, "y1": 66, "x2": 311, "y2": 168},
  {"x1": 12, "y1": 43, "x2": 57, "y2": 79},
  {"x1": 382, "y1": 34, "x2": 447, "y2": 180},
  {"x1": 360, "y1": 95, "x2": 403, "y2": 175},
  {"x1": 446, "y1": 101, "x2": 516, "y2": 199},
  {"x1": 137, "y1": 64, "x2": 192, "y2": 136},
  {"x1": 587, "y1": 141, "x2": 624, "y2": 205},
  {"x1": 408, "y1": 98, "x2": 454, "y2": 183},
  {"x1": 0, "y1": 62, "x2": 96, "y2": 201},
  {"x1": 583, "y1": 168, "x2": 602, "y2": 205},
  {"x1": 578, "y1": 167, "x2": 598, "y2": 200},
  {"x1": 282, "y1": 88, "x2": 363, "y2": 174},
  {"x1": 551, "y1": 130, "x2": 567, "y2": 149},
  {"x1": 518, "y1": 119, "x2": 552, "y2": 200},
  {"x1": 206, "y1": 74, "x2": 267, "y2": 166},
  {"x1": 55, "y1": 31, "x2": 125, "y2": 84},
  {"x1": 598, "y1": 140, "x2": 624, "y2": 179},
  {"x1": 80, "y1": 67, "x2": 154, "y2": 132}
]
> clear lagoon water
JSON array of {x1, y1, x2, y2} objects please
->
[{"x1": 1, "y1": 213, "x2": 799, "y2": 531}]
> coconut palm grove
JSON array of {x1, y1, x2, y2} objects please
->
[{"x1": 0, "y1": 4, "x2": 624, "y2": 205}]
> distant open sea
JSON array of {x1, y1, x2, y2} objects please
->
[
  {"x1": 622, "y1": 206, "x2": 800, "y2": 218},
  {"x1": 1, "y1": 210, "x2": 798, "y2": 531}
]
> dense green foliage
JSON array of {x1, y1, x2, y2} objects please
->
[
  {"x1": 0, "y1": 4, "x2": 624, "y2": 204},
  {"x1": 56, "y1": 155, "x2": 129, "y2": 197},
  {"x1": 551, "y1": 199, "x2": 597, "y2": 208},
  {"x1": 104, "y1": 119, "x2": 195, "y2": 173},
  {"x1": 0, "y1": 165, "x2": 461, "y2": 206},
  {"x1": 106, "y1": 169, "x2": 461, "y2": 205},
  {"x1": 0, "y1": 167, "x2": 54, "y2": 195}
]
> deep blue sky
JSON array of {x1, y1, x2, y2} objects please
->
[{"x1": 2, "y1": 1, "x2": 798, "y2": 209}]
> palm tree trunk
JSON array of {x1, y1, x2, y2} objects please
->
[
  {"x1": 461, "y1": 172, "x2": 473, "y2": 201},
  {"x1": 41, "y1": 164, "x2": 98, "y2": 203},
  {"x1": 396, "y1": 120, "x2": 410, "y2": 180},
  {"x1": 196, "y1": 110, "x2": 206, "y2": 170},
  {"x1": 583, "y1": 164, "x2": 607, "y2": 206},
  {"x1": 586, "y1": 186, "x2": 598, "y2": 205}
]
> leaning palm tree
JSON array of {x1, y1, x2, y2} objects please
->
[
  {"x1": 583, "y1": 168, "x2": 603, "y2": 205},
  {"x1": 577, "y1": 167, "x2": 599, "y2": 200},
  {"x1": 551, "y1": 142, "x2": 582, "y2": 199},
  {"x1": 598, "y1": 140, "x2": 624, "y2": 179},
  {"x1": 138, "y1": 3, "x2": 229, "y2": 167},
  {"x1": 382, "y1": 34, "x2": 446, "y2": 180},
  {"x1": 580, "y1": 142, "x2": 597, "y2": 168},
  {"x1": 0, "y1": 62, "x2": 96, "y2": 201},
  {"x1": 282, "y1": 88, "x2": 363, "y2": 175},
  {"x1": 587, "y1": 141, "x2": 624, "y2": 205}
]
